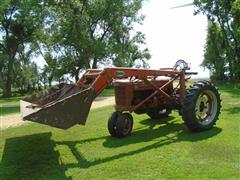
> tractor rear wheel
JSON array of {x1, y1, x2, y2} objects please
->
[
  {"x1": 115, "y1": 113, "x2": 133, "y2": 137},
  {"x1": 147, "y1": 108, "x2": 171, "y2": 119},
  {"x1": 181, "y1": 81, "x2": 221, "y2": 132}
]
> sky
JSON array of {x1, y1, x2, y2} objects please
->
[{"x1": 136, "y1": 0, "x2": 209, "y2": 78}]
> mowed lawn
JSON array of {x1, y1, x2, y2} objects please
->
[
  {"x1": 0, "y1": 96, "x2": 22, "y2": 116},
  {"x1": 0, "y1": 84, "x2": 239, "y2": 179}
]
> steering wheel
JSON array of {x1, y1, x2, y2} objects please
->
[{"x1": 173, "y1": 59, "x2": 190, "y2": 71}]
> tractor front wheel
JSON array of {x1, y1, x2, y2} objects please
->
[
  {"x1": 108, "y1": 112, "x2": 133, "y2": 137},
  {"x1": 108, "y1": 112, "x2": 120, "y2": 137},
  {"x1": 181, "y1": 81, "x2": 221, "y2": 132}
]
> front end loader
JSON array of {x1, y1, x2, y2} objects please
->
[{"x1": 21, "y1": 60, "x2": 221, "y2": 137}]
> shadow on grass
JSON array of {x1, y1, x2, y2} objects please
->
[
  {"x1": 0, "y1": 105, "x2": 20, "y2": 116},
  {"x1": 218, "y1": 84, "x2": 240, "y2": 96},
  {"x1": 0, "y1": 132, "x2": 71, "y2": 180},
  {"x1": 56, "y1": 118, "x2": 222, "y2": 169},
  {"x1": 139, "y1": 116, "x2": 175, "y2": 129},
  {"x1": 225, "y1": 107, "x2": 240, "y2": 114},
  {"x1": 1, "y1": 120, "x2": 222, "y2": 174}
]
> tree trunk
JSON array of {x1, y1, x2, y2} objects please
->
[
  {"x1": 48, "y1": 77, "x2": 53, "y2": 87},
  {"x1": 2, "y1": 79, "x2": 12, "y2": 97},
  {"x1": 236, "y1": 48, "x2": 240, "y2": 81},
  {"x1": 75, "y1": 74, "x2": 79, "y2": 82},
  {"x1": 92, "y1": 58, "x2": 98, "y2": 69},
  {"x1": 74, "y1": 67, "x2": 81, "y2": 82},
  {"x1": 2, "y1": 59, "x2": 14, "y2": 97},
  {"x1": 228, "y1": 59, "x2": 234, "y2": 80}
]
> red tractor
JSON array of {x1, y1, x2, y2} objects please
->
[{"x1": 21, "y1": 60, "x2": 221, "y2": 137}]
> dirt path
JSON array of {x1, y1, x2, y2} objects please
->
[
  {"x1": 0, "y1": 96, "x2": 115, "y2": 129},
  {"x1": 90, "y1": 96, "x2": 115, "y2": 109}
]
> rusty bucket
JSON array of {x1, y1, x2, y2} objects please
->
[{"x1": 20, "y1": 84, "x2": 95, "y2": 129}]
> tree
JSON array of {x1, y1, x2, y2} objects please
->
[
  {"x1": 0, "y1": 0, "x2": 45, "y2": 97},
  {"x1": 43, "y1": 0, "x2": 150, "y2": 81},
  {"x1": 194, "y1": 0, "x2": 240, "y2": 81},
  {"x1": 202, "y1": 22, "x2": 227, "y2": 80},
  {"x1": 0, "y1": 0, "x2": 150, "y2": 96},
  {"x1": 14, "y1": 61, "x2": 39, "y2": 95}
]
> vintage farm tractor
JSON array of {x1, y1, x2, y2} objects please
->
[{"x1": 21, "y1": 60, "x2": 221, "y2": 137}]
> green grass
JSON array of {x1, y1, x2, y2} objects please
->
[
  {"x1": 0, "y1": 97, "x2": 22, "y2": 116},
  {"x1": 99, "y1": 88, "x2": 114, "y2": 97},
  {"x1": 0, "y1": 83, "x2": 239, "y2": 179},
  {"x1": 0, "y1": 96, "x2": 23, "y2": 105},
  {"x1": 0, "y1": 105, "x2": 20, "y2": 116}
]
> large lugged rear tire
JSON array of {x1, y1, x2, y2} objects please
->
[{"x1": 181, "y1": 81, "x2": 221, "y2": 132}]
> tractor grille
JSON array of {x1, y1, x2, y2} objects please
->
[{"x1": 115, "y1": 86, "x2": 126, "y2": 106}]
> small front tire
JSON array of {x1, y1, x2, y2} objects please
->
[
  {"x1": 115, "y1": 113, "x2": 133, "y2": 137},
  {"x1": 108, "y1": 112, "x2": 119, "y2": 137}
]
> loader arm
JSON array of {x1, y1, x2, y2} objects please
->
[{"x1": 77, "y1": 68, "x2": 184, "y2": 97}]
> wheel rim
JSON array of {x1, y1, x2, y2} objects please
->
[
  {"x1": 158, "y1": 109, "x2": 167, "y2": 114},
  {"x1": 195, "y1": 90, "x2": 218, "y2": 125},
  {"x1": 123, "y1": 117, "x2": 131, "y2": 134}
]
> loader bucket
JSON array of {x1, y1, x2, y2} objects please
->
[{"x1": 20, "y1": 84, "x2": 96, "y2": 129}]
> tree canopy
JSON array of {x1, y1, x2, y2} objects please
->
[
  {"x1": 0, "y1": 0, "x2": 46, "y2": 97},
  {"x1": 0, "y1": 0, "x2": 150, "y2": 97},
  {"x1": 194, "y1": 0, "x2": 240, "y2": 81}
]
